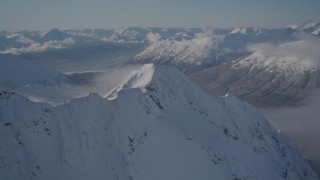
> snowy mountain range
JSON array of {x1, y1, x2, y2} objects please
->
[
  {"x1": 1, "y1": 21, "x2": 320, "y2": 178},
  {"x1": 132, "y1": 21, "x2": 320, "y2": 106},
  {"x1": 190, "y1": 38, "x2": 320, "y2": 106},
  {"x1": 134, "y1": 20, "x2": 320, "y2": 67},
  {"x1": 1, "y1": 20, "x2": 319, "y2": 56},
  {"x1": 0, "y1": 59, "x2": 318, "y2": 179}
]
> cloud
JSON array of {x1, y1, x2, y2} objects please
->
[
  {"x1": 67, "y1": 64, "x2": 141, "y2": 97},
  {"x1": 147, "y1": 32, "x2": 161, "y2": 42},
  {"x1": 247, "y1": 35, "x2": 320, "y2": 69},
  {"x1": 261, "y1": 88, "x2": 320, "y2": 160},
  {"x1": 250, "y1": 34, "x2": 320, "y2": 161},
  {"x1": 0, "y1": 38, "x2": 75, "y2": 55}
]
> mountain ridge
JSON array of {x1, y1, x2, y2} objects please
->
[{"x1": 0, "y1": 63, "x2": 318, "y2": 179}]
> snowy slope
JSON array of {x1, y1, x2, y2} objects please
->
[
  {"x1": 297, "y1": 20, "x2": 320, "y2": 33},
  {"x1": 312, "y1": 28, "x2": 320, "y2": 36},
  {"x1": 0, "y1": 54, "x2": 94, "y2": 105},
  {"x1": 133, "y1": 25, "x2": 299, "y2": 68},
  {"x1": 0, "y1": 64, "x2": 318, "y2": 180},
  {"x1": 189, "y1": 37, "x2": 320, "y2": 106},
  {"x1": 0, "y1": 54, "x2": 68, "y2": 90},
  {"x1": 232, "y1": 41, "x2": 320, "y2": 74},
  {"x1": 134, "y1": 33, "x2": 223, "y2": 66},
  {"x1": 229, "y1": 40, "x2": 320, "y2": 101},
  {"x1": 0, "y1": 21, "x2": 318, "y2": 56},
  {"x1": 132, "y1": 28, "x2": 260, "y2": 67},
  {"x1": 40, "y1": 29, "x2": 69, "y2": 42}
]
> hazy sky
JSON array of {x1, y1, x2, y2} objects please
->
[{"x1": 1, "y1": 0, "x2": 319, "y2": 30}]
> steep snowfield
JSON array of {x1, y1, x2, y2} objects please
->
[
  {"x1": 0, "y1": 63, "x2": 318, "y2": 180},
  {"x1": 106, "y1": 64, "x2": 155, "y2": 98}
]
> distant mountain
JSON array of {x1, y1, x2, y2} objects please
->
[
  {"x1": 133, "y1": 26, "x2": 300, "y2": 69},
  {"x1": 0, "y1": 21, "x2": 318, "y2": 55},
  {"x1": 190, "y1": 50, "x2": 320, "y2": 106},
  {"x1": 40, "y1": 28, "x2": 70, "y2": 42},
  {"x1": 0, "y1": 33, "x2": 26, "y2": 51},
  {"x1": 132, "y1": 21, "x2": 320, "y2": 106},
  {"x1": 0, "y1": 21, "x2": 319, "y2": 106},
  {"x1": 134, "y1": 33, "x2": 223, "y2": 67},
  {"x1": 0, "y1": 63, "x2": 318, "y2": 179},
  {"x1": 297, "y1": 20, "x2": 320, "y2": 32}
]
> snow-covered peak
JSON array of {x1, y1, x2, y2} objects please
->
[
  {"x1": 106, "y1": 63, "x2": 205, "y2": 101},
  {"x1": 298, "y1": 20, "x2": 317, "y2": 30},
  {"x1": 231, "y1": 27, "x2": 248, "y2": 34},
  {"x1": 106, "y1": 64, "x2": 155, "y2": 98},
  {"x1": 230, "y1": 26, "x2": 262, "y2": 35},
  {"x1": 41, "y1": 28, "x2": 67, "y2": 41},
  {"x1": 0, "y1": 60, "x2": 319, "y2": 179},
  {"x1": 287, "y1": 24, "x2": 299, "y2": 30},
  {"x1": 113, "y1": 27, "x2": 151, "y2": 42}
]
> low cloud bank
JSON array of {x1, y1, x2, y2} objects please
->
[
  {"x1": 0, "y1": 38, "x2": 74, "y2": 55},
  {"x1": 67, "y1": 64, "x2": 142, "y2": 97},
  {"x1": 261, "y1": 89, "x2": 320, "y2": 160},
  {"x1": 247, "y1": 35, "x2": 320, "y2": 69}
]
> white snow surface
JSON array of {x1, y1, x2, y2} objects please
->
[
  {"x1": 0, "y1": 55, "x2": 94, "y2": 105},
  {"x1": 233, "y1": 40, "x2": 320, "y2": 74},
  {"x1": 135, "y1": 34, "x2": 223, "y2": 66},
  {"x1": 0, "y1": 63, "x2": 318, "y2": 180},
  {"x1": 232, "y1": 52, "x2": 312, "y2": 74},
  {"x1": 0, "y1": 55, "x2": 68, "y2": 90},
  {"x1": 231, "y1": 27, "x2": 248, "y2": 34},
  {"x1": 298, "y1": 20, "x2": 318, "y2": 30},
  {"x1": 312, "y1": 28, "x2": 320, "y2": 36},
  {"x1": 1, "y1": 38, "x2": 75, "y2": 55},
  {"x1": 106, "y1": 64, "x2": 155, "y2": 98}
]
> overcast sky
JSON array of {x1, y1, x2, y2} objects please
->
[{"x1": 1, "y1": 0, "x2": 320, "y2": 30}]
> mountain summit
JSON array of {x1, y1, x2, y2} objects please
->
[
  {"x1": 40, "y1": 28, "x2": 69, "y2": 42},
  {"x1": 0, "y1": 64, "x2": 318, "y2": 179}
]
